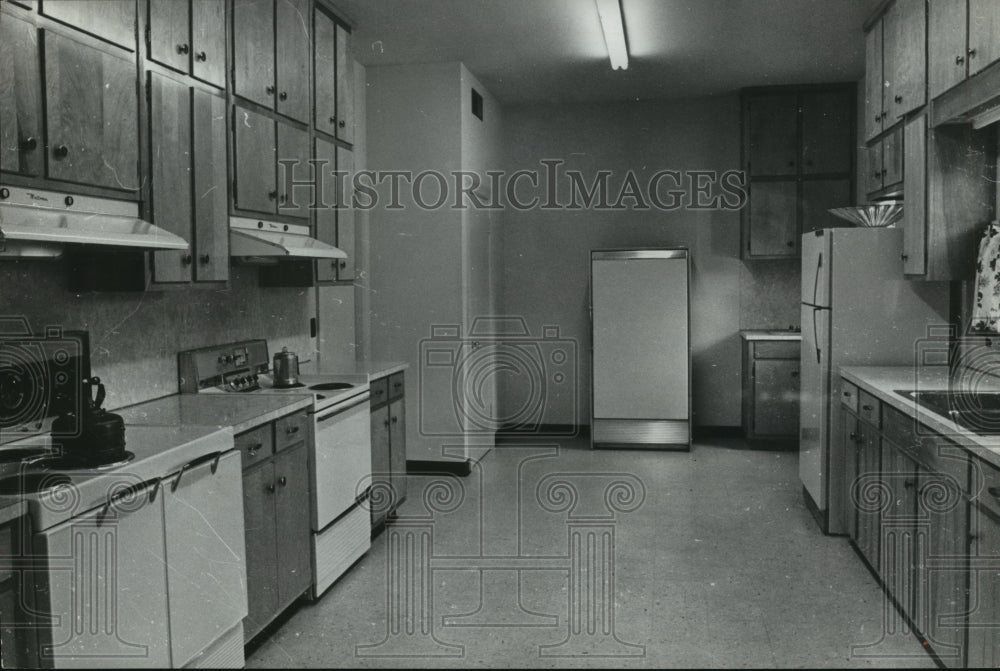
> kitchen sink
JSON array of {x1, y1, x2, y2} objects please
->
[
  {"x1": 309, "y1": 382, "x2": 354, "y2": 391},
  {"x1": 896, "y1": 390, "x2": 1000, "y2": 434}
]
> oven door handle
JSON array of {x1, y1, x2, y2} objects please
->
[
  {"x1": 310, "y1": 393, "x2": 371, "y2": 422},
  {"x1": 170, "y1": 451, "x2": 224, "y2": 492}
]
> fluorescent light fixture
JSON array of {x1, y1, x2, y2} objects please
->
[{"x1": 596, "y1": 0, "x2": 628, "y2": 70}]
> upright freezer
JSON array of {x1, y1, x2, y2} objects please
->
[
  {"x1": 590, "y1": 249, "x2": 691, "y2": 449},
  {"x1": 799, "y1": 227, "x2": 949, "y2": 535}
]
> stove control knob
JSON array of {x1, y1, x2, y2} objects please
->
[{"x1": 217, "y1": 355, "x2": 226, "y2": 364}]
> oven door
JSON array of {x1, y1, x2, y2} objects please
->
[{"x1": 311, "y1": 393, "x2": 371, "y2": 530}]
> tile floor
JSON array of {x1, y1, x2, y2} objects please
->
[{"x1": 246, "y1": 435, "x2": 936, "y2": 668}]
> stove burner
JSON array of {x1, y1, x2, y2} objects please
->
[
  {"x1": 273, "y1": 382, "x2": 306, "y2": 389},
  {"x1": 309, "y1": 382, "x2": 354, "y2": 391}
]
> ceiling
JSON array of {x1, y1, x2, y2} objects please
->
[{"x1": 331, "y1": 0, "x2": 883, "y2": 105}]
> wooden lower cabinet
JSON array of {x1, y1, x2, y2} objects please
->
[
  {"x1": 967, "y1": 472, "x2": 1000, "y2": 667},
  {"x1": 370, "y1": 373, "x2": 407, "y2": 533},
  {"x1": 741, "y1": 338, "x2": 800, "y2": 441},
  {"x1": 855, "y1": 419, "x2": 882, "y2": 570},
  {"x1": 880, "y1": 439, "x2": 919, "y2": 618}
]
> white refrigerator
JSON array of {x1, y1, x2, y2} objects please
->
[
  {"x1": 590, "y1": 249, "x2": 691, "y2": 449},
  {"x1": 799, "y1": 227, "x2": 949, "y2": 534}
]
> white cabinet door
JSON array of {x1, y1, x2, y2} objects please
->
[
  {"x1": 162, "y1": 451, "x2": 247, "y2": 668},
  {"x1": 33, "y1": 480, "x2": 171, "y2": 668}
]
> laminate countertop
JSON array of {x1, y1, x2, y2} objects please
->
[
  {"x1": 116, "y1": 393, "x2": 313, "y2": 434},
  {"x1": 740, "y1": 330, "x2": 802, "y2": 341},
  {"x1": 316, "y1": 361, "x2": 409, "y2": 381},
  {"x1": 839, "y1": 365, "x2": 1000, "y2": 467}
]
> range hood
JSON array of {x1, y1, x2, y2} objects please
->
[
  {"x1": 932, "y1": 60, "x2": 1000, "y2": 128},
  {"x1": 229, "y1": 217, "x2": 346, "y2": 260},
  {"x1": 0, "y1": 186, "x2": 189, "y2": 258}
]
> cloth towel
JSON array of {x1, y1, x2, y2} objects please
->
[{"x1": 972, "y1": 221, "x2": 1000, "y2": 333}]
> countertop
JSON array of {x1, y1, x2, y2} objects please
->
[
  {"x1": 839, "y1": 365, "x2": 1000, "y2": 465},
  {"x1": 0, "y1": 499, "x2": 25, "y2": 527},
  {"x1": 316, "y1": 360, "x2": 409, "y2": 380},
  {"x1": 116, "y1": 393, "x2": 313, "y2": 434},
  {"x1": 741, "y1": 330, "x2": 802, "y2": 341}
]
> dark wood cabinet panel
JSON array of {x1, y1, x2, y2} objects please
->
[
  {"x1": 967, "y1": 506, "x2": 1000, "y2": 667},
  {"x1": 880, "y1": 440, "x2": 919, "y2": 617},
  {"x1": 335, "y1": 22, "x2": 354, "y2": 144},
  {"x1": 233, "y1": 0, "x2": 275, "y2": 108},
  {"x1": 41, "y1": 0, "x2": 136, "y2": 49},
  {"x1": 242, "y1": 461, "x2": 278, "y2": 640},
  {"x1": 149, "y1": 72, "x2": 193, "y2": 284},
  {"x1": 314, "y1": 8, "x2": 337, "y2": 136},
  {"x1": 929, "y1": 0, "x2": 968, "y2": 100},
  {"x1": 801, "y1": 178, "x2": 851, "y2": 235},
  {"x1": 389, "y1": 398, "x2": 407, "y2": 506},
  {"x1": 43, "y1": 31, "x2": 139, "y2": 191},
  {"x1": 370, "y1": 407, "x2": 390, "y2": 527},
  {"x1": 865, "y1": 140, "x2": 884, "y2": 194},
  {"x1": 0, "y1": 13, "x2": 43, "y2": 177},
  {"x1": 801, "y1": 90, "x2": 853, "y2": 175},
  {"x1": 192, "y1": 89, "x2": 229, "y2": 282},
  {"x1": 882, "y1": 124, "x2": 904, "y2": 187},
  {"x1": 276, "y1": 121, "x2": 310, "y2": 219},
  {"x1": 902, "y1": 115, "x2": 927, "y2": 276},
  {"x1": 336, "y1": 145, "x2": 355, "y2": 279},
  {"x1": 274, "y1": 444, "x2": 311, "y2": 607},
  {"x1": 233, "y1": 105, "x2": 276, "y2": 213},
  {"x1": 844, "y1": 413, "x2": 860, "y2": 543},
  {"x1": 883, "y1": 0, "x2": 927, "y2": 121},
  {"x1": 969, "y1": 0, "x2": 1000, "y2": 77},
  {"x1": 864, "y1": 21, "x2": 884, "y2": 142},
  {"x1": 191, "y1": 0, "x2": 226, "y2": 87},
  {"x1": 275, "y1": 0, "x2": 310, "y2": 123},
  {"x1": 855, "y1": 421, "x2": 881, "y2": 570},
  {"x1": 747, "y1": 180, "x2": 797, "y2": 257},
  {"x1": 315, "y1": 137, "x2": 338, "y2": 282},
  {"x1": 746, "y1": 93, "x2": 798, "y2": 176},
  {"x1": 148, "y1": 0, "x2": 189, "y2": 72}
]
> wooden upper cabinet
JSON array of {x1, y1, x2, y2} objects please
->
[
  {"x1": 148, "y1": 0, "x2": 190, "y2": 72},
  {"x1": 336, "y1": 145, "x2": 355, "y2": 279},
  {"x1": 801, "y1": 90, "x2": 853, "y2": 175},
  {"x1": 40, "y1": 0, "x2": 136, "y2": 50},
  {"x1": 43, "y1": 31, "x2": 139, "y2": 192},
  {"x1": 335, "y1": 22, "x2": 354, "y2": 144},
  {"x1": 882, "y1": 0, "x2": 926, "y2": 121},
  {"x1": 148, "y1": 0, "x2": 226, "y2": 88},
  {"x1": 192, "y1": 89, "x2": 229, "y2": 282},
  {"x1": 747, "y1": 181, "x2": 797, "y2": 257},
  {"x1": 233, "y1": 0, "x2": 275, "y2": 108},
  {"x1": 314, "y1": 9, "x2": 337, "y2": 136},
  {"x1": 0, "y1": 12, "x2": 43, "y2": 177},
  {"x1": 275, "y1": 0, "x2": 310, "y2": 123},
  {"x1": 901, "y1": 115, "x2": 927, "y2": 276},
  {"x1": 864, "y1": 20, "x2": 884, "y2": 142},
  {"x1": 801, "y1": 178, "x2": 851, "y2": 235},
  {"x1": 314, "y1": 137, "x2": 338, "y2": 282},
  {"x1": 928, "y1": 0, "x2": 968, "y2": 99},
  {"x1": 234, "y1": 105, "x2": 276, "y2": 213},
  {"x1": 969, "y1": 0, "x2": 1000, "y2": 76},
  {"x1": 276, "y1": 121, "x2": 310, "y2": 219},
  {"x1": 746, "y1": 93, "x2": 798, "y2": 176}
]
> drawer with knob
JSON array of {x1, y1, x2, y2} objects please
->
[
  {"x1": 237, "y1": 423, "x2": 273, "y2": 469},
  {"x1": 370, "y1": 378, "x2": 389, "y2": 408},
  {"x1": 841, "y1": 381, "x2": 859, "y2": 413},
  {"x1": 857, "y1": 390, "x2": 880, "y2": 428},
  {"x1": 387, "y1": 372, "x2": 405, "y2": 402},
  {"x1": 275, "y1": 410, "x2": 309, "y2": 452}
]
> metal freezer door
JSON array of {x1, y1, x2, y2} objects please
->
[
  {"x1": 799, "y1": 303, "x2": 830, "y2": 510},
  {"x1": 591, "y1": 256, "x2": 689, "y2": 420}
]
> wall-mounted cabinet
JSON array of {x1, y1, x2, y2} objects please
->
[
  {"x1": 40, "y1": 0, "x2": 136, "y2": 50},
  {"x1": 314, "y1": 6, "x2": 354, "y2": 143},
  {"x1": 0, "y1": 12, "x2": 43, "y2": 178},
  {"x1": 232, "y1": 106, "x2": 310, "y2": 219},
  {"x1": 865, "y1": 0, "x2": 926, "y2": 142},
  {"x1": 147, "y1": 0, "x2": 226, "y2": 89},
  {"x1": 741, "y1": 85, "x2": 854, "y2": 259},
  {"x1": 864, "y1": 123, "x2": 903, "y2": 196},
  {"x1": 929, "y1": 0, "x2": 1000, "y2": 100}
]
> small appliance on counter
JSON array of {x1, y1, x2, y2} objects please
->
[
  {"x1": 50, "y1": 376, "x2": 130, "y2": 468},
  {"x1": 272, "y1": 346, "x2": 301, "y2": 388}
]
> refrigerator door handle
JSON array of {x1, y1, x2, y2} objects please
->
[
  {"x1": 812, "y1": 252, "x2": 823, "y2": 306},
  {"x1": 812, "y1": 307, "x2": 822, "y2": 364}
]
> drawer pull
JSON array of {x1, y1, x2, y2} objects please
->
[
  {"x1": 285, "y1": 425, "x2": 300, "y2": 435},
  {"x1": 267, "y1": 483, "x2": 276, "y2": 493},
  {"x1": 903, "y1": 479, "x2": 914, "y2": 489},
  {"x1": 394, "y1": 382, "x2": 403, "y2": 389},
  {"x1": 862, "y1": 404, "x2": 873, "y2": 411},
  {"x1": 843, "y1": 391, "x2": 851, "y2": 397},
  {"x1": 247, "y1": 442, "x2": 263, "y2": 457},
  {"x1": 278, "y1": 476, "x2": 287, "y2": 487}
]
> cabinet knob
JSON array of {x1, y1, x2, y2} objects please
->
[
  {"x1": 391, "y1": 416, "x2": 398, "y2": 424},
  {"x1": 894, "y1": 94, "x2": 903, "y2": 104},
  {"x1": 279, "y1": 476, "x2": 287, "y2": 487},
  {"x1": 177, "y1": 43, "x2": 189, "y2": 55},
  {"x1": 862, "y1": 404, "x2": 873, "y2": 411},
  {"x1": 786, "y1": 241, "x2": 794, "y2": 248},
  {"x1": 20, "y1": 136, "x2": 37, "y2": 152},
  {"x1": 339, "y1": 260, "x2": 346, "y2": 269},
  {"x1": 956, "y1": 54, "x2": 966, "y2": 65},
  {"x1": 195, "y1": 51, "x2": 207, "y2": 61},
  {"x1": 849, "y1": 432, "x2": 859, "y2": 441},
  {"x1": 182, "y1": 254, "x2": 193, "y2": 266},
  {"x1": 266, "y1": 85, "x2": 276, "y2": 95},
  {"x1": 790, "y1": 371, "x2": 799, "y2": 378},
  {"x1": 248, "y1": 442, "x2": 262, "y2": 457},
  {"x1": 339, "y1": 120, "x2": 346, "y2": 129},
  {"x1": 267, "y1": 483, "x2": 276, "y2": 493},
  {"x1": 329, "y1": 115, "x2": 337, "y2": 124},
  {"x1": 787, "y1": 161, "x2": 795, "y2": 167},
  {"x1": 279, "y1": 91, "x2": 288, "y2": 101},
  {"x1": 903, "y1": 479, "x2": 914, "y2": 489},
  {"x1": 199, "y1": 254, "x2": 210, "y2": 264},
  {"x1": 384, "y1": 419, "x2": 390, "y2": 427},
  {"x1": 969, "y1": 48, "x2": 978, "y2": 59},
  {"x1": 286, "y1": 425, "x2": 299, "y2": 435},
  {"x1": 900, "y1": 253, "x2": 908, "y2": 261},
  {"x1": 53, "y1": 144, "x2": 69, "y2": 159},
  {"x1": 268, "y1": 190, "x2": 278, "y2": 200},
  {"x1": 279, "y1": 193, "x2": 287, "y2": 205}
]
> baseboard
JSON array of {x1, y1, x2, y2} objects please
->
[
  {"x1": 495, "y1": 423, "x2": 583, "y2": 437},
  {"x1": 406, "y1": 459, "x2": 472, "y2": 477},
  {"x1": 691, "y1": 425, "x2": 743, "y2": 439}
]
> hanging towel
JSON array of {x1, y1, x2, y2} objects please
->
[{"x1": 972, "y1": 221, "x2": 1000, "y2": 333}]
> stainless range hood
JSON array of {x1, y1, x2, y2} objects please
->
[
  {"x1": 229, "y1": 217, "x2": 346, "y2": 261},
  {"x1": 0, "y1": 187, "x2": 189, "y2": 258}
]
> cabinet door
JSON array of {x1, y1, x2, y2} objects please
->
[
  {"x1": 314, "y1": 9, "x2": 337, "y2": 136},
  {"x1": 880, "y1": 441, "x2": 919, "y2": 617},
  {"x1": 751, "y1": 358, "x2": 798, "y2": 437},
  {"x1": 370, "y1": 407, "x2": 391, "y2": 525},
  {"x1": 192, "y1": 89, "x2": 229, "y2": 282},
  {"x1": 315, "y1": 137, "x2": 339, "y2": 282},
  {"x1": 275, "y1": 0, "x2": 310, "y2": 123},
  {"x1": 856, "y1": 422, "x2": 881, "y2": 570},
  {"x1": 747, "y1": 180, "x2": 797, "y2": 257},
  {"x1": 865, "y1": 141, "x2": 885, "y2": 194},
  {"x1": 746, "y1": 93, "x2": 798, "y2": 176},
  {"x1": 902, "y1": 115, "x2": 927, "y2": 275},
  {"x1": 335, "y1": 22, "x2": 354, "y2": 144},
  {"x1": 883, "y1": 0, "x2": 926, "y2": 120},
  {"x1": 0, "y1": 13, "x2": 43, "y2": 177},
  {"x1": 969, "y1": 0, "x2": 1000, "y2": 77},
  {"x1": 43, "y1": 31, "x2": 140, "y2": 191},
  {"x1": 864, "y1": 21, "x2": 884, "y2": 142},
  {"x1": 147, "y1": 0, "x2": 190, "y2": 73},
  {"x1": 233, "y1": 0, "x2": 275, "y2": 108},
  {"x1": 882, "y1": 125, "x2": 904, "y2": 187},
  {"x1": 336, "y1": 145, "x2": 355, "y2": 280},
  {"x1": 191, "y1": 0, "x2": 226, "y2": 88},
  {"x1": 919, "y1": 468, "x2": 968, "y2": 668},
  {"x1": 844, "y1": 413, "x2": 861, "y2": 543},
  {"x1": 276, "y1": 121, "x2": 311, "y2": 219},
  {"x1": 242, "y1": 461, "x2": 278, "y2": 640},
  {"x1": 150, "y1": 72, "x2": 193, "y2": 285},
  {"x1": 801, "y1": 179, "x2": 851, "y2": 234},
  {"x1": 389, "y1": 397, "x2": 407, "y2": 507},
  {"x1": 801, "y1": 89, "x2": 853, "y2": 175},
  {"x1": 41, "y1": 0, "x2": 136, "y2": 49},
  {"x1": 162, "y1": 451, "x2": 247, "y2": 667},
  {"x1": 928, "y1": 0, "x2": 968, "y2": 99},
  {"x1": 233, "y1": 105, "x2": 276, "y2": 213},
  {"x1": 33, "y1": 482, "x2": 171, "y2": 667},
  {"x1": 274, "y1": 444, "x2": 312, "y2": 606},
  {"x1": 967, "y1": 507, "x2": 1000, "y2": 667}
]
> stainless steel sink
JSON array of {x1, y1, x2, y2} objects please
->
[{"x1": 896, "y1": 390, "x2": 1000, "y2": 434}]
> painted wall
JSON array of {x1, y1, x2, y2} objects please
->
[{"x1": 500, "y1": 96, "x2": 802, "y2": 428}]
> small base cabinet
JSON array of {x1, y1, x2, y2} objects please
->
[
  {"x1": 239, "y1": 411, "x2": 313, "y2": 643},
  {"x1": 370, "y1": 372, "x2": 407, "y2": 533},
  {"x1": 741, "y1": 338, "x2": 800, "y2": 442}
]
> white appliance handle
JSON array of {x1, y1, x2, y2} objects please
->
[{"x1": 312, "y1": 392, "x2": 371, "y2": 421}]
